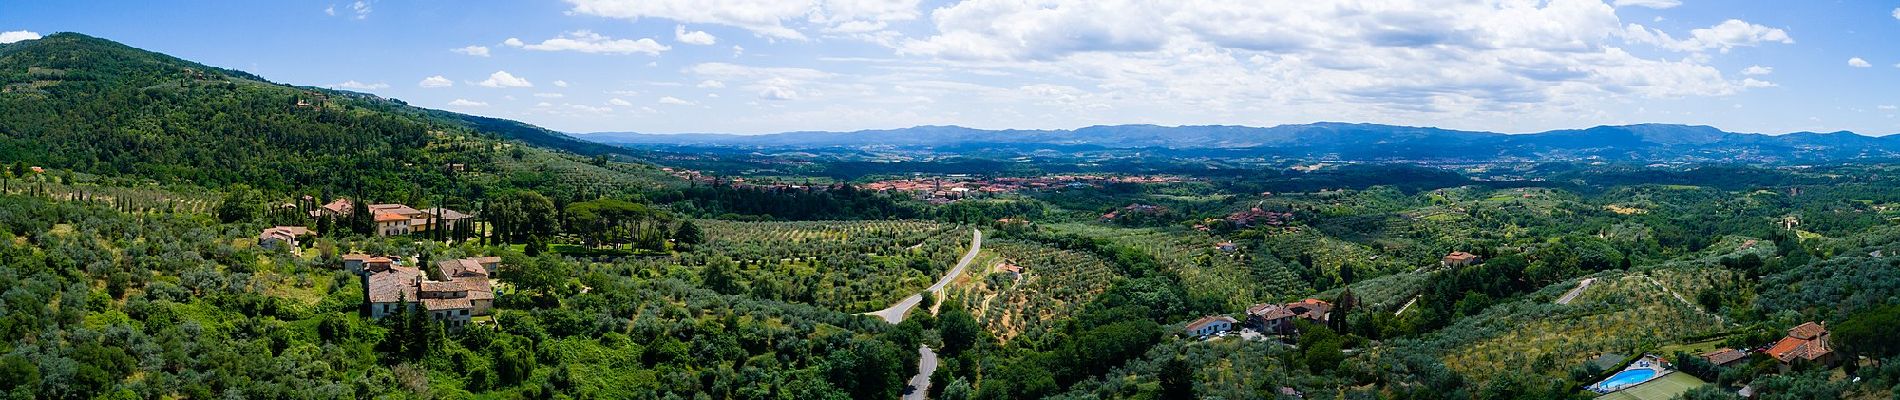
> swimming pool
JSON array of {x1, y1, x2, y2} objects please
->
[{"x1": 1597, "y1": 369, "x2": 1657, "y2": 389}]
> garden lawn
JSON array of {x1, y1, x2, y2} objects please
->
[{"x1": 1593, "y1": 371, "x2": 1706, "y2": 400}]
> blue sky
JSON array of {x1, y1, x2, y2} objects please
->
[{"x1": 3, "y1": 1, "x2": 1900, "y2": 135}]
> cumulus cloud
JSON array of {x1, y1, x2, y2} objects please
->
[
  {"x1": 331, "y1": 80, "x2": 389, "y2": 90},
  {"x1": 0, "y1": 30, "x2": 41, "y2": 44},
  {"x1": 447, "y1": 99, "x2": 487, "y2": 107},
  {"x1": 477, "y1": 71, "x2": 533, "y2": 88},
  {"x1": 505, "y1": 30, "x2": 668, "y2": 55},
  {"x1": 658, "y1": 96, "x2": 696, "y2": 105},
  {"x1": 419, "y1": 75, "x2": 453, "y2": 88},
  {"x1": 675, "y1": 25, "x2": 717, "y2": 45},
  {"x1": 608, "y1": 98, "x2": 634, "y2": 106},
  {"x1": 452, "y1": 46, "x2": 490, "y2": 57},
  {"x1": 1621, "y1": 19, "x2": 1793, "y2": 53},
  {"x1": 563, "y1": 0, "x2": 920, "y2": 40},
  {"x1": 533, "y1": 92, "x2": 564, "y2": 98},
  {"x1": 1741, "y1": 78, "x2": 1776, "y2": 88},
  {"x1": 1741, "y1": 65, "x2": 1773, "y2": 75},
  {"x1": 697, "y1": 80, "x2": 726, "y2": 88},
  {"x1": 1850, "y1": 57, "x2": 1872, "y2": 68},
  {"x1": 1894, "y1": 7, "x2": 1900, "y2": 21},
  {"x1": 1612, "y1": 0, "x2": 1680, "y2": 8},
  {"x1": 553, "y1": 80, "x2": 570, "y2": 87}
]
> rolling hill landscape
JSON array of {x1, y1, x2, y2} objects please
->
[{"x1": 4, "y1": 2, "x2": 1900, "y2": 400}]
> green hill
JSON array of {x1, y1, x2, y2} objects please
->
[{"x1": 0, "y1": 32, "x2": 673, "y2": 196}]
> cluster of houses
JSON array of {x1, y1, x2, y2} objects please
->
[
  {"x1": 349, "y1": 253, "x2": 499, "y2": 328},
  {"x1": 1185, "y1": 298, "x2": 1335, "y2": 338},
  {"x1": 311, "y1": 198, "x2": 475, "y2": 237}
]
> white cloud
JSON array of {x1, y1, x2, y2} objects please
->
[
  {"x1": 0, "y1": 30, "x2": 41, "y2": 44},
  {"x1": 758, "y1": 86, "x2": 798, "y2": 101},
  {"x1": 534, "y1": 92, "x2": 565, "y2": 98},
  {"x1": 569, "y1": 104, "x2": 613, "y2": 113},
  {"x1": 658, "y1": 96, "x2": 696, "y2": 106},
  {"x1": 452, "y1": 46, "x2": 490, "y2": 57},
  {"x1": 1850, "y1": 57, "x2": 1872, "y2": 68},
  {"x1": 349, "y1": 1, "x2": 371, "y2": 19},
  {"x1": 563, "y1": 0, "x2": 921, "y2": 40},
  {"x1": 675, "y1": 25, "x2": 717, "y2": 45},
  {"x1": 1893, "y1": 7, "x2": 1900, "y2": 21},
  {"x1": 608, "y1": 98, "x2": 634, "y2": 106},
  {"x1": 1740, "y1": 78, "x2": 1775, "y2": 88},
  {"x1": 732, "y1": 45, "x2": 745, "y2": 57},
  {"x1": 553, "y1": 80, "x2": 570, "y2": 87},
  {"x1": 447, "y1": 99, "x2": 488, "y2": 107},
  {"x1": 1879, "y1": 105, "x2": 1897, "y2": 111},
  {"x1": 505, "y1": 30, "x2": 669, "y2": 55},
  {"x1": 503, "y1": 38, "x2": 524, "y2": 47},
  {"x1": 1741, "y1": 65, "x2": 1773, "y2": 75},
  {"x1": 418, "y1": 75, "x2": 454, "y2": 88},
  {"x1": 477, "y1": 71, "x2": 533, "y2": 88},
  {"x1": 1622, "y1": 19, "x2": 1793, "y2": 53},
  {"x1": 697, "y1": 80, "x2": 726, "y2": 88},
  {"x1": 324, "y1": 5, "x2": 336, "y2": 16},
  {"x1": 1612, "y1": 0, "x2": 1680, "y2": 8},
  {"x1": 331, "y1": 80, "x2": 389, "y2": 90}
]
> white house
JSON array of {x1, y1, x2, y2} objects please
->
[{"x1": 1186, "y1": 315, "x2": 1237, "y2": 337}]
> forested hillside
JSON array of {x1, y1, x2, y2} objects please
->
[{"x1": 0, "y1": 33, "x2": 671, "y2": 197}]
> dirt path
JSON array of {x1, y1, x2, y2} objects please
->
[
  {"x1": 1643, "y1": 275, "x2": 1724, "y2": 324},
  {"x1": 1556, "y1": 278, "x2": 1596, "y2": 305},
  {"x1": 867, "y1": 229, "x2": 983, "y2": 324}
]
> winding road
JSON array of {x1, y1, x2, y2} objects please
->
[
  {"x1": 864, "y1": 229, "x2": 981, "y2": 400},
  {"x1": 868, "y1": 229, "x2": 983, "y2": 324}
]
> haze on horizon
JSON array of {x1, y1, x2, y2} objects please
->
[{"x1": 4, "y1": 0, "x2": 1899, "y2": 135}]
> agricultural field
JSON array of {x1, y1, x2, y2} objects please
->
[
  {"x1": 952, "y1": 238, "x2": 1119, "y2": 342},
  {"x1": 690, "y1": 219, "x2": 971, "y2": 312},
  {"x1": 1045, "y1": 223, "x2": 1298, "y2": 310},
  {"x1": 1428, "y1": 265, "x2": 1733, "y2": 382}
]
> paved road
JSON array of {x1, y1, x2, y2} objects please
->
[
  {"x1": 902, "y1": 345, "x2": 939, "y2": 400},
  {"x1": 867, "y1": 229, "x2": 983, "y2": 324},
  {"x1": 1556, "y1": 278, "x2": 1596, "y2": 305}
]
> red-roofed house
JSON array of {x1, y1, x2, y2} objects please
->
[
  {"x1": 1442, "y1": 251, "x2": 1481, "y2": 268},
  {"x1": 1765, "y1": 321, "x2": 1835, "y2": 370},
  {"x1": 374, "y1": 212, "x2": 411, "y2": 236}
]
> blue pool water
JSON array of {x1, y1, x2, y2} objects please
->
[{"x1": 1598, "y1": 369, "x2": 1657, "y2": 389}]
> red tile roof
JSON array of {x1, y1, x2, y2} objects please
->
[{"x1": 1788, "y1": 322, "x2": 1825, "y2": 340}]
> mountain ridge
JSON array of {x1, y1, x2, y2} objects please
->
[{"x1": 581, "y1": 123, "x2": 1900, "y2": 162}]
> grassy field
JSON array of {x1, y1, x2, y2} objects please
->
[{"x1": 1594, "y1": 371, "x2": 1706, "y2": 400}]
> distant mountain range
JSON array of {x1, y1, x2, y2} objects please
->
[{"x1": 583, "y1": 123, "x2": 1900, "y2": 163}]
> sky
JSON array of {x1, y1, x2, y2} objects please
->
[{"x1": 3, "y1": 0, "x2": 1900, "y2": 135}]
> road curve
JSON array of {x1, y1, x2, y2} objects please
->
[
  {"x1": 867, "y1": 229, "x2": 983, "y2": 324},
  {"x1": 902, "y1": 345, "x2": 939, "y2": 400}
]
